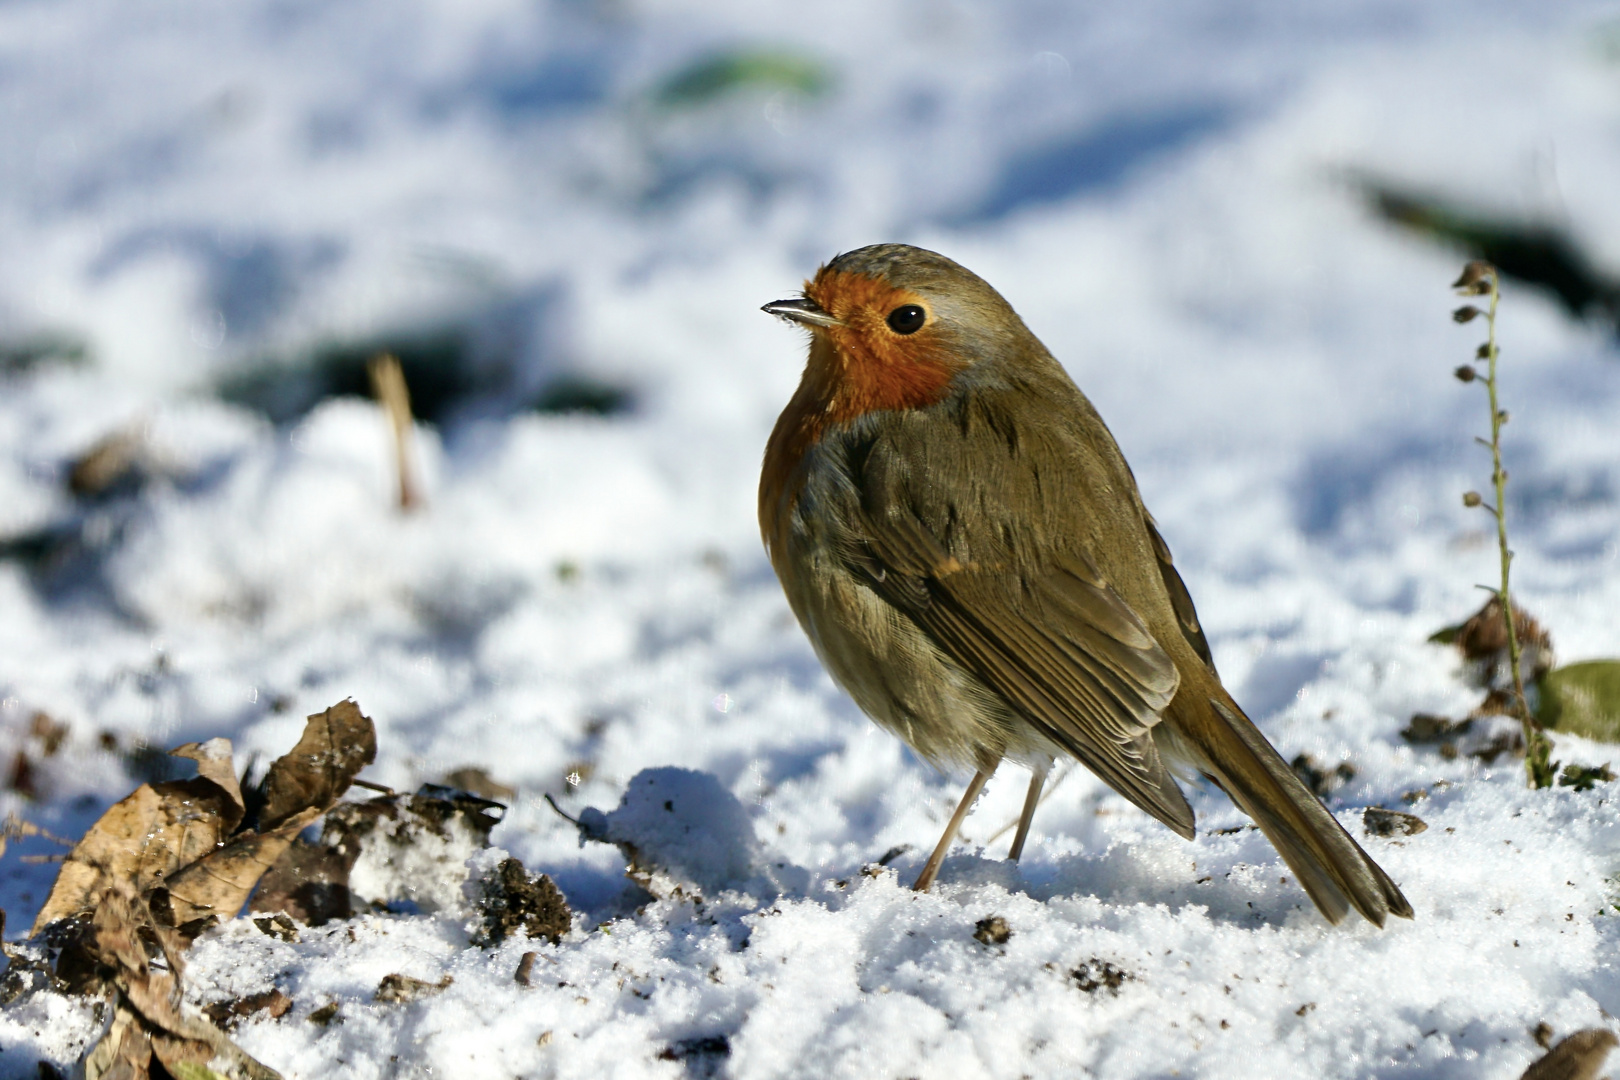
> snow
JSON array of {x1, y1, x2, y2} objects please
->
[{"x1": 2, "y1": 1, "x2": 1620, "y2": 1077}]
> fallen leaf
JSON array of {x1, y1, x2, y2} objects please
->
[
  {"x1": 1538, "y1": 661, "x2": 1620, "y2": 743},
  {"x1": 255, "y1": 701, "x2": 376, "y2": 830},
  {"x1": 1520, "y1": 1029, "x2": 1618, "y2": 1080},
  {"x1": 156, "y1": 808, "x2": 321, "y2": 928},
  {"x1": 247, "y1": 837, "x2": 357, "y2": 926},
  {"x1": 167, "y1": 1064, "x2": 230, "y2": 1080},
  {"x1": 203, "y1": 988, "x2": 293, "y2": 1030},
  {"x1": 306, "y1": 1002, "x2": 340, "y2": 1027},
  {"x1": 29, "y1": 711, "x2": 69, "y2": 756},
  {"x1": 76, "y1": 884, "x2": 285, "y2": 1080},
  {"x1": 170, "y1": 739, "x2": 245, "y2": 833},
  {"x1": 83, "y1": 1003, "x2": 153, "y2": 1080},
  {"x1": 375, "y1": 973, "x2": 453, "y2": 1004},
  {"x1": 32, "y1": 753, "x2": 242, "y2": 934},
  {"x1": 439, "y1": 766, "x2": 516, "y2": 803}
]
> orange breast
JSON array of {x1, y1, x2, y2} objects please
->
[{"x1": 758, "y1": 269, "x2": 963, "y2": 563}]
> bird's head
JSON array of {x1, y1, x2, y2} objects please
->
[{"x1": 762, "y1": 244, "x2": 1030, "y2": 422}]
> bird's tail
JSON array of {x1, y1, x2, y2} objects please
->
[{"x1": 1175, "y1": 691, "x2": 1413, "y2": 927}]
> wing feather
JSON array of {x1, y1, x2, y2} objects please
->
[{"x1": 852, "y1": 495, "x2": 1195, "y2": 836}]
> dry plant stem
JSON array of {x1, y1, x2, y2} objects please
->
[
  {"x1": 912, "y1": 767, "x2": 993, "y2": 892},
  {"x1": 367, "y1": 353, "x2": 422, "y2": 512},
  {"x1": 1480, "y1": 271, "x2": 1529, "y2": 722},
  {"x1": 1469, "y1": 268, "x2": 1550, "y2": 787}
]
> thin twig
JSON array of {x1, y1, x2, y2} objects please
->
[
  {"x1": 368, "y1": 353, "x2": 422, "y2": 512},
  {"x1": 543, "y1": 793, "x2": 582, "y2": 827}
]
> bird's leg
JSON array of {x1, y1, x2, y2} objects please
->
[
  {"x1": 912, "y1": 767, "x2": 994, "y2": 893},
  {"x1": 1007, "y1": 757, "x2": 1052, "y2": 862}
]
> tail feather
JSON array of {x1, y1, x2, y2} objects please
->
[{"x1": 1199, "y1": 697, "x2": 1413, "y2": 927}]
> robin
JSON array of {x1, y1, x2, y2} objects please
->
[{"x1": 759, "y1": 243, "x2": 1412, "y2": 926}]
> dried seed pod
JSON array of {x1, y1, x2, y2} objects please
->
[
  {"x1": 1452, "y1": 261, "x2": 1496, "y2": 294},
  {"x1": 1463, "y1": 491, "x2": 1483, "y2": 508},
  {"x1": 1453, "y1": 306, "x2": 1481, "y2": 324},
  {"x1": 1454, "y1": 365, "x2": 1477, "y2": 383},
  {"x1": 1477, "y1": 343, "x2": 1493, "y2": 359}
]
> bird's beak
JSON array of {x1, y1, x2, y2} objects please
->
[{"x1": 761, "y1": 297, "x2": 842, "y2": 329}]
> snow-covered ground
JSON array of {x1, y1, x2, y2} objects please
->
[{"x1": 3, "y1": 1, "x2": 1620, "y2": 1076}]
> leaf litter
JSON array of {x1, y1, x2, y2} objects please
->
[{"x1": 0, "y1": 698, "x2": 574, "y2": 1079}]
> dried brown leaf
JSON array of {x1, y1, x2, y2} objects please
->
[
  {"x1": 1401, "y1": 714, "x2": 1471, "y2": 743},
  {"x1": 70, "y1": 833, "x2": 286, "y2": 1080},
  {"x1": 69, "y1": 429, "x2": 145, "y2": 498},
  {"x1": 247, "y1": 837, "x2": 356, "y2": 926},
  {"x1": 440, "y1": 766, "x2": 516, "y2": 803},
  {"x1": 203, "y1": 989, "x2": 293, "y2": 1030},
  {"x1": 257, "y1": 701, "x2": 376, "y2": 830},
  {"x1": 170, "y1": 740, "x2": 244, "y2": 833},
  {"x1": 375, "y1": 973, "x2": 452, "y2": 1004},
  {"x1": 149, "y1": 1033, "x2": 214, "y2": 1078},
  {"x1": 1453, "y1": 596, "x2": 1553, "y2": 672},
  {"x1": 515, "y1": 951, "x2": 537, "y2": 986},
  {"x1": 157, "y1": 808, "x2": 321, "y2": 927},
  {"x1": 1521, "y1": 1029, "x2": 1618, "y2": 1080},
  {"x1": 31, "y1": 775, "x2": 235, "y2": 934},
  {"x1": 83, "y1": 1004, "x2": 153, "y2": 1080}
]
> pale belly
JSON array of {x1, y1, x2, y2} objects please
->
[{"x1": 775, "y1": 529, "x2": 1062, "y2": 773}]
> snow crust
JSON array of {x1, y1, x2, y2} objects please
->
[{"x1": 2, "y1": 1, "x2": 1620, "y2": 1077}]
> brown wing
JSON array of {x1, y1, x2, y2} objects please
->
[
  {"x1": 847, "y1": 466, "x2": 1196, "y2": 837},
  {"x1": 1145, "y1": 515, "x2": 1214, "y2": 670}
]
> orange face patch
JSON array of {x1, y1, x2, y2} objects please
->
[{"x1": 800, "y1": 267, "x2": 960, "y2": 423}]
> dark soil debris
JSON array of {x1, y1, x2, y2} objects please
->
[
  {"x1": 1071, "y1": 959, "x2": 1132, "y2": 994},
  {"x1": 203, "y1": 988, "x2": 293, "y2": 1029},
  {"x1": 1289, "y1": 754, "x2": 1356, "y2": 798},
  {"x1": 973, "y1": 915, "x2": 1012, "y2": 946},
  {"x1": 1403, "y1": 713, "x2": 1472, "y2": 743},
  {"x1": 1557, "y1": 763, "x2": 1615, "y2": 792},
  {"x1": 475, "y1": 857, "x2": 572, "y2": 946},
  {"x1": 658, "y1": 1033, "x2": 731, "y2": 1078},
  {"x1": 1364, "y1": 807, "x2": 1428, "y2": 837},
  {"x1": 375, "y1": 973, "x2": 453, "y2": 1004},
  {"x1": 307, "y1": 1002, "x2": 341, "y2": 1027},
  {"x1": 252, "y1": 913, "x2": 300, "y2": 942}
]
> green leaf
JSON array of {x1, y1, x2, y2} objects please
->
[
  {"x1": 1537, "y1": 660, "x2": 1620, "y2": 742},
  {"x1": 1427, "y1": 623, "x2": 1462, "y2": 645},
  {"x1": 654, "y1": 50, "x2": 832, "y2": 108}
]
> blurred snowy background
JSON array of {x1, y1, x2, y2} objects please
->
[{"x1": 3, "y1": 1, "x2": 1620, "y2": 1077}]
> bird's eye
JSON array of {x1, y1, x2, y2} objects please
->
[{"x1": 886, "y1": 304, "x2": 927, "y2": 335}]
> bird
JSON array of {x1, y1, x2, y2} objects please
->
[{"x1": 757, "y1": 243, "x2": 1412, "y2": 927}]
